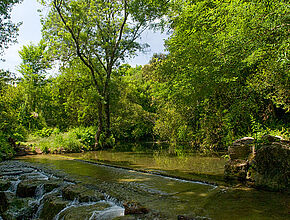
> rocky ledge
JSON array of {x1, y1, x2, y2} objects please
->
[
  {"x1": 224, "y1": 135, "x2": 289, "y2": 191},
  {"x1": 0, "y1": 161, "x2": 152, "y2": 220}
]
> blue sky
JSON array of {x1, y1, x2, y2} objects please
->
[{"x1": 1, "y1": 0, "x2": 169, "y2": 74}]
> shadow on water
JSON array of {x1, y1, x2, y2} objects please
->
[{"x1": 17, "y1": 151, "x2": 290, "y2": 220}]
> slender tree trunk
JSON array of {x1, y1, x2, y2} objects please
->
[
  {"x1": 105, "y1": 92, "x2": 110, "y2": 138},
  {"x1": 104, "y1": 67, "x2": 112, "y2": 139},
  {"x1": 95, "y1": 100, "x2": 103, "y2": 148}
]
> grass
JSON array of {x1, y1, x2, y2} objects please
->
[{"x1": 25, "y1": 129, "x2": 93, "y2": 154}]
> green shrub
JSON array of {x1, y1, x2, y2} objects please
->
[
  {"x1": 71, "y1": 126, "x2": 97, "y2": 147},
  {"x1": 34, "y1": 127, "x2": 60, "y2": 138},
  {"x1": 36, "y1": 129, "x2": 86, "y2": 153},
  {"x1": 0, "y1": 133, "x2": 15, "y2": 161}
]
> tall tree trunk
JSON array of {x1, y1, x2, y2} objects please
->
[
  {"x1": 104, "y1": 67, "x2": 112, "y2": 139},
  {"x1": 95, "y1": 100, "x2": 103, "y2": 148},
  {"x1": 105, "y1": 92, "x2": 110, "y2": 138}
]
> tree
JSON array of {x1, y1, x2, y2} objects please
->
[
  {"x1": 152, "y1": 0, "x2": 289, "y2": 149},
  {"x1": 40, "y1": 0, "x2": 169, "y2": 146},
  {"x1": 0, "y1": 0, "x2": 22, "y2": 57},
  {"x1": 17, "y1": 40, "x2": 52, "y2": 130}
]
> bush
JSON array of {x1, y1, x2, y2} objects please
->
[
  {"x1": 37, "y1": 131, "x2": 86, "y2": 153},
  {"x1": 0, "y1": 133, "x2": 15, "y2": 161},
  {"x1": 71, "y1": 126, "x2": 97, "y2": 147},
  {"x1": 34, "y1": 127, "x2": 60, "y2": 138}
]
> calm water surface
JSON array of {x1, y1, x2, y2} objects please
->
[
  {"x1": 64, "y1": 149, "x2": 226, "y2": 184},
  {"x1": 17, "y1": 146, "x2": 289, "y2": 219}
]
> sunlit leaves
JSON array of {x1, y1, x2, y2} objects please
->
[{"x1": 0, "y1": 0, "x2": 23, "y2": 56}]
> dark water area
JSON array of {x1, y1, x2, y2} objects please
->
[{"x1": 15, "y1": 143, "x2": 289, "y2": 219}]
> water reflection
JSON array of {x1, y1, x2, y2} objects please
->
[{"x1": 64, "y1": 142, "x2": 226, "y2": 184}]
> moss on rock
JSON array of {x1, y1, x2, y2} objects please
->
[
  {"x1": 39, "y1": 194, "x2": 69, "y2": 220},
  {"x1": 62, "y1": 184, "x2": 104, "y2": 202}
]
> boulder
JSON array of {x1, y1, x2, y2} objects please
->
[
  {"x1": 62, "y1": 184, "x2": 104, "y2": 202},
  {"x1": 224, "y1": 159, "x2": 248, "y2": 180},
  {"x1": 225, "y1": 136, "x2": 290, "y2": 191},
  {"x1": 228, "y1": 137, "x2": 254, "y2": 160},
  {"x1": 233, "y1": 137, "x2": 255, "y2": 145},
  {"x1": 251, "y1": 142, "x2": 289, "y2": 191}
]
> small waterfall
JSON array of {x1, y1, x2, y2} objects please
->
[
  {"x1": 103, "y1": 193, "x2": 122, "y2": 207},
  {"x1": 89, "y1": 204, "x2": 125, "y2": 220},
  {"x1": 53, "y1": 198, "x2": 80, "y2": 220},
  {"x1": 53, "y1": 200, "x2": 125, "y2": 220},
  {"x1": 8, "y1": 179, "x2": 21, "y2": 193},
  {"x1": 33, "y1": 187, "x2": 61, "y2": 219},
  {"x1": 35, "y1": 184, "x2": 45, "y2": 199},
  {"x1": 33, "y1": 203, "x2": 44, "y2": 219}
]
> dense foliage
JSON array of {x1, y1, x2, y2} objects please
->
[
  {"x1": 0, "y1": 0, "x2": 24, "y2": 160},
  {"x1": 0, "y1": 0, "x2": 22, "y2": 56},
  {"x1": 0, "y1": 0, "x2": 289, "y2": 158}
]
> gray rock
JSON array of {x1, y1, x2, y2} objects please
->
[
  {"x1": 251, "y1": 142, "x2": 289, "y2": 191},
  {"x1": 224, "y1": 159, "x2": 249, "y2": 180}
]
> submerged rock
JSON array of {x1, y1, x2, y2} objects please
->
[
  {"x1": 62, "y1": 184, "x2": 104, "y2": 202},
  {"x1": 43, "y1": 179, "x2": 63, "y2": 193}
]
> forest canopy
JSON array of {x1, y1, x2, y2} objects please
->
[{"x1": 0, "y1": 0, "x2": 289, "y2": 160}]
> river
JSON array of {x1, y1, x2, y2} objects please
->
[{"x1": 15, "y1": 147, "x2": 289, "y2": 219}]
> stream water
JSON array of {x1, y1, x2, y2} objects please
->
[{"x1": 16, "y1": 146, "x2": 289, "y2": 219}]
